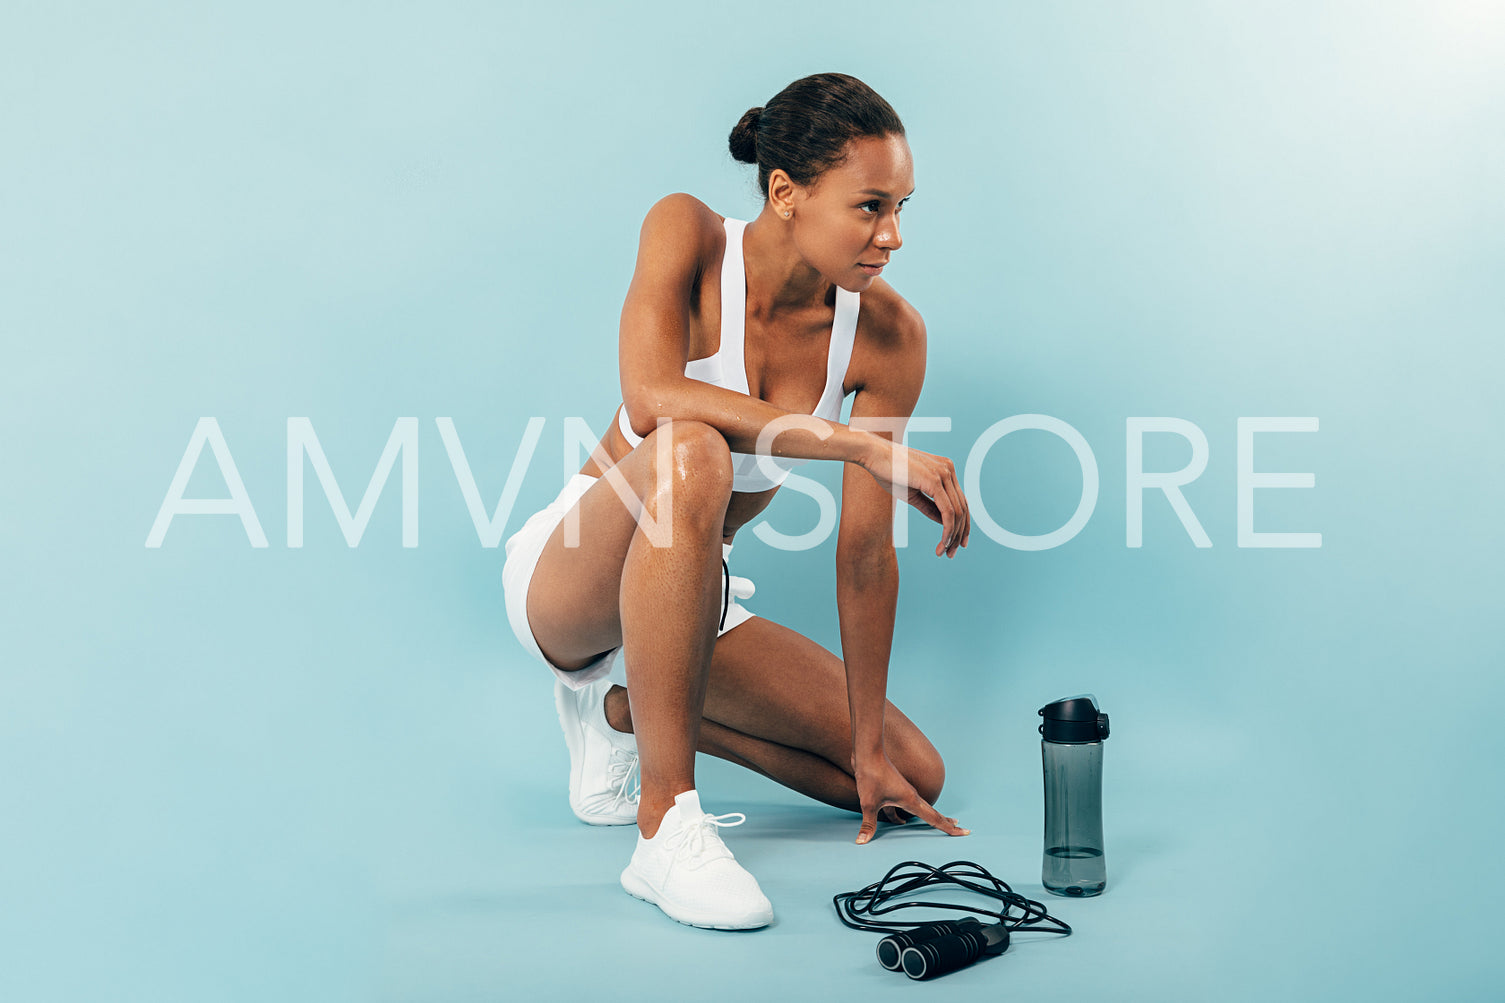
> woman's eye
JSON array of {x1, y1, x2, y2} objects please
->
[{"x1": 859, "y1": 201, "x2": 881, "y2": 213}]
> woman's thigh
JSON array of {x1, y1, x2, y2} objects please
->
[
  {"x1": 525, "y1": 420, "x2": 733, "y2": 671},
  {"x1": 702, "y1": 615, "x2": 944, "y2": 797},
  {"x1": 523, "y1": 471, "x2": 644, "y2": 670}
]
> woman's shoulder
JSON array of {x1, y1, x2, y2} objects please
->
[
  {"x1": 637, "y1": 193, "x2": 727, "y2": 259},
  {"x1": 843, "y1": 277, "x2": 926, "y2": 399},
  {"x1": 855, "y1": 277, "x2": 926, "y2": 354},
  {"x1": 624, "y1": 194, "x2": 728, "y2": 294}
]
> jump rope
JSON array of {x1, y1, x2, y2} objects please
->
[
  {"x1": 725, "y1": 565, "x2": 1072, "y2": 980},
  {"x1": 834, "y1": 860, "x2": 1072, "y2": 980}
]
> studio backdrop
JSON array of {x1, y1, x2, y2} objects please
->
[{"x1": 2, "y1": 2, "x2": 1500, "y2": 1001}]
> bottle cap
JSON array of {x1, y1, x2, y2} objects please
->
[{"x1": 1038, "y1": 694, "x2": 1110, "y2": 743}]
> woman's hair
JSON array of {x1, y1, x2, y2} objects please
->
[{"x1": 728, "y1": 73, "x2": 905, "y2": 198}]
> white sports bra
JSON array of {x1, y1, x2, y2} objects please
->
[{"x1": 617, "y1": 217, "x2": 860, "y2": 493}]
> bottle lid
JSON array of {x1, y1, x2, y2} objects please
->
[{"x1": 1038, "y1": 694, "x2": 1110, "y2": 743}]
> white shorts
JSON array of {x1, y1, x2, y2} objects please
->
[{"x1": 502, "y1": 473, "x2": 758, "y2": 691}]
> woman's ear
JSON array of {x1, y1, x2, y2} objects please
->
[{"x1": 767, "y1": 168, "x2": 797, "y2": 219}]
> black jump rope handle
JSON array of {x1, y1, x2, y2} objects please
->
[
  {"x1": 900, "y1": 925, "x2": 1011, "y2": 981},
  {"x1": 875, "y1": 918, "x2": 982, "y2": 971}
]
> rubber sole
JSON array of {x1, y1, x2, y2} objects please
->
[{"x1": 620, "y1": 866, "x2": 773, "y2": 931}]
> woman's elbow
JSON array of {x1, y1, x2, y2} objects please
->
[{"x1": 622, "y1": 385, "x2": 672, "y2": 439}]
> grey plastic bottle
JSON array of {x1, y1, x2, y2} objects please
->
[{"x1": 1039, "y1": 694, "x2": 1111, "y2": 897}]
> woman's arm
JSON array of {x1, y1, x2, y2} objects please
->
[
  {"x1": 836, "y1": 304, "x2": 970, "y2": 844},
  {"x1": 617, "y1": 194, "x2": 875, "y2": 465},
  {"x1": 618, "y1": 195, "x2": 969, "y2": 548}
]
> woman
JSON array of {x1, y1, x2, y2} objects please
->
[{"x1": 502, "y1": 72, "x2": 971, "y2": 931}]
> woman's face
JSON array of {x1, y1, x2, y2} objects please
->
[{"x1": 787, "y1": 133, "x2": 915, "y2": 293}]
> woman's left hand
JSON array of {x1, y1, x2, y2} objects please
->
[{"x1": 855, "y1": 752, "x2": 970, "y2": 845}]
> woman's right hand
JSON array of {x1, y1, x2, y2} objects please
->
[{"x1": 857, "y1": 435, "x2": 970, "y2": 558}]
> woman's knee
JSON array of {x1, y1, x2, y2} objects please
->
[
  {"x1": 642, "y1": 419, "x2": 734, "y2": 505},
  {"x1": 894, "y1": 734, "x2": 946, "y2": 806},
  {"x1": 913, "y1": 753, "x2": 946, "y2": 806}
]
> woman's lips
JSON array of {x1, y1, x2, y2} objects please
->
[{"x1": 859, "y1": 263, "x2": 885, "y2": 276}]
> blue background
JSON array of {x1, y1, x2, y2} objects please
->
[{"x1": 3, "y1": 2, "x2": 1501, "y2": 1000}]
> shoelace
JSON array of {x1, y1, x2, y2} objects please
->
[
  {"x1": 665, "y1": 810, "x2": 747, "y2": 867},
  {"x1": 605, "y1": 748, "x2": 641, "y2": 811}
]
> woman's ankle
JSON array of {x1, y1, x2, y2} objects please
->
[{"x1": 604, "y1": 684, "x2": 634, "y2": 734}]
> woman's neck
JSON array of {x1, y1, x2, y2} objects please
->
[{"x1": 740, "y1": 206, "x2": 835, "y2": 322}]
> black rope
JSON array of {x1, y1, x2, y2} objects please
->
[{"x1": 834, "y1": 860, "x2": 1072, "y2": 938}]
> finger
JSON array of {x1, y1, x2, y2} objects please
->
[
  {"x1": 950, "y1": 470, "x2": 968, "y2": 555},
  {"x1": 933, "y1": 475, "x2": 957, "y2": 554},
  {"x1": 955, "y1": 472, "x2": 971, "y2": 549},
  {"x1": 941, "y1": 471, "x2": 966, "y2": 554},
  {"x1": 937, "y1": 467, "x2": 964, "y2": 557},
  {"x1": 932, "y1": 476, "x2": 955, "y2": 557},
  {"x1": 939, "y1": 464, "x2": 964, "y2": 557},
  {"x1": 856, "y1": 809, "x2": 879, "y2": 845},
  {"x1": 910, "y1": 798, "x2": 970, "y2": 837},
  {"x1": 959, "y1": 484, "x2": 971, "y2": 549},
  {"x1": 908, "y1": 488, "x2": 943, "y2": 526},
  {"x1": 933, "y1": 479, "x2": 954, "y2": 557}
]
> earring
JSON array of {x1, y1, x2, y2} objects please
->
[{"x1": 783, "y1": 211, "x2": 791, "y2": 218}]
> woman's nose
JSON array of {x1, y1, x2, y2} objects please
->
[{"x1": 877, "y1": 213, "x2": 902, "y2": 251}]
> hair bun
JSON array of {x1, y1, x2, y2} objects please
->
[
  {"x1": 728, "y1": 106, "x2": 762, "y2": 164},
  {"x1": 728, "y1": 75, "x2": 904, "y2": 198}
]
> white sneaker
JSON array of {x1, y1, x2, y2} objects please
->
[
  {"x1": 620, "y1": 789, "x2": 774, "y2": 930},
  {"x1": 555, "y1": 678, "x2": 639, "y2": 825}
]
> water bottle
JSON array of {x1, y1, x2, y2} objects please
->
[{"x1": 1039, "y1": 694, "x2": 1110, "y2": 897}]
